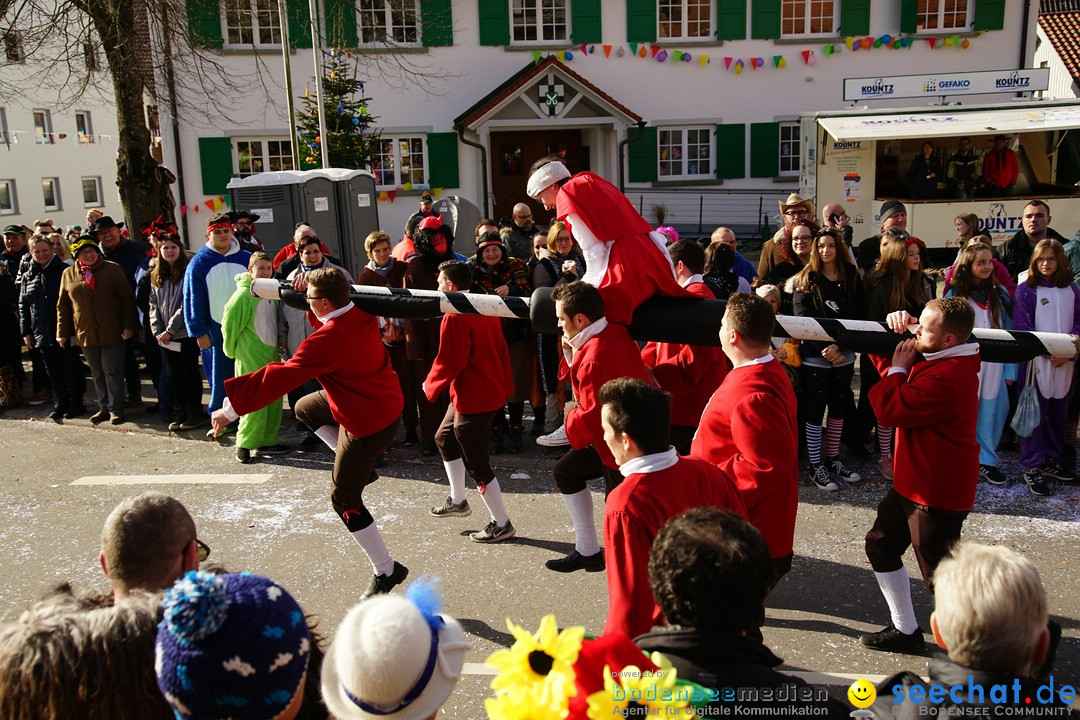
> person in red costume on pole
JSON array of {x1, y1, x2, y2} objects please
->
[{"x1": 526, "y1": 156, "x2": 692, "y2": 326}]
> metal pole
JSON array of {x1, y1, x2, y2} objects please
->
[
  {"x1": 308, "y1": 0, "x2": 330, "y2": 168},
  {"x1": 278, "y1": 0, "x2": 300, "y2": 169}
]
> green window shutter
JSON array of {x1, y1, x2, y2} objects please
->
[
  {"x1": 626, "y1": 0, "x2": 657, "y2": 43},
  {"x1": 421, "y1": 0, "x2": 454, "y2": 46},
  {"x1": 973, "y1": 0, "x2": 1006, "y2": 30},
  {"x1": 716, "y1": 124, "x2": 745, "y2": 179},
  {"x1": 186, "y1": 0, "x2": 223, "y2": 49},
  {"x1": 198, "y1": 137, "x2": 233, "y2": 195},
  {"x1": 571, "y1": 0, "x2": 602, "y2": 43},
  {"x1": 717, "y1": 0, "x2": 747, "y2": 40},
  {"x1": 840, "y1": 0, "x2": 870, "y2": 36},
  {"x1": 325, "y1": 0, "x2": 358, "y2": 48},
  {"x1": 627, "y1": 126, "x2": 658, "y2": 183},
  {"x1": 750, "y1": 122, "x2": 779, "y2": 178},
  {"x1": 750, "y1": 0, "x2": 780, "y2": 39},
  {"x1": 286, "y1": 0, "x2": 312, "y2": 48},
  {"x1": 427, "y1": 132, "x2": 459, "y2": 188},
  {"x1": 900, "y1": 0, "x2": 918, "y2": 34},
  {"x1": 478, "y1": 0, "x2": 510, "y2": 45}
]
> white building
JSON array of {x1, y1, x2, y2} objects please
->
[
  {"x1": 1035, "y1": 0, "x2": 1080, "y2": 98},
  {"x1": 157, "y1": 0, "x2": 1040, "y2": 246}
]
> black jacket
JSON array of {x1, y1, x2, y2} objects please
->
[
  {"x1": 102, "y1": 239, "x2": 149, "y2": 289},
  {"x1": 999, "y1": 227, "x2": 1069, "y2": 282},
  {"x1": 792, "y1": 270, "x2": 866, "y2": 358},
  {"x1": 18, "y1": 255, "x2": 67, "y2": 348},
  {"x1": 635, "y1": 627, "x2": 850, "y2": 719}
]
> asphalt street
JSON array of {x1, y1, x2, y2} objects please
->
[{"x1": 1, "y1": 403, "x2": 1077, "y2": 716}]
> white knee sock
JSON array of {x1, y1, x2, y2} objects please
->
[
  {"x1": 316, "y1": 424, "x2": 339, "y2": 452},
  {"x1": 479, "y1": 478, "x2": 510, "y2": 525},
  {"x1": 350, "y1": 524, "x2": 395, "y2": 576},
  {"x1": 443, "y1": 459, "x2": 467, "y2": 504},
  {"x1": 875, "y1": 569, "x2": 918, "y2": 634},
  {"x1": 561, "y1": 489, "x2": 599, "y2": 556}
]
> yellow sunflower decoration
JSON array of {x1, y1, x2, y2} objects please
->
[
  {"x1": 585, "y1": 653, "x2": 695, "y2": 719},
  {"x1": 486, "y1": 614, "x2": 585, "y2": 720}
]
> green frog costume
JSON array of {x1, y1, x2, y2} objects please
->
[{"x1": 222, "y1": 272, "x2": 282, "y2": 450}]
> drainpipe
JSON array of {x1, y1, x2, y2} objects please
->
[
  {"x1": 456, "y1": 126, "x2": 489, "y2": 217},
  {"x1": 1018, "y1": 0, "x2": 1032, "y2": 98},
  {"x1": 618, "y1": 121, "x2": 647, "y2": 194}
]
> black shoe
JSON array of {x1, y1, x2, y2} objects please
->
[
  {"x1": 64, "y1": 405, "x2": 86, "y2": 419},
  {"x1": 531, "y1": 418, "x2": 545, "y2": 437},
  {"x1": 300, "y1": 433, "x2": 322, "y2": 449},
  {"x1": 545, "y1": 550, "x2": 605, "y2": 573},
  {"x1": 490, "y1": 427, "x2": 505, "y2": 455},
  {"x1": 1041, "y1": 458, "x2": 1075, "y2": 484},
  {"x1": 471, "y1": 519, "x2": 516, "y2": 543},
  {"x1": 90, "y1": 409, "x2": 110, "y2": 425},
  {"x1": 402, "y1": 429, "x2": 419, "y2": 446},
  {"x1": 419, "y1": 440, "x2": 437, "y2": 457},
  {"x1": 846, "y1": 442, "x2": 872, "y2": 461},
  {"x1": 124, "y1": 396, "x2": 142, "y2": 409},
  {"x1": 178, "y1": 413, "x2": 208, "y2": 431},
  {"x1": 360, "y1": 561, "x2": 409, "y2": 600},
  {"x1": 49, "y1": 408, "x2": 64, "y2": 424},
  {"x1": 1025, "y1": 467, "x2": 1053, "y2": 497},
  {"x1": 979, "y1": 464, "x2": 1008, "y2": 486},
  {"x1": 110, "y1": 414, "x2": 126, "y2": 425},
  {"x1": 1062, "y1": 445, "x2": 1077, "y2": 476},
  {"x1": 508, "y1": 426, "x2": 523, "y2": 454},
  {"x1": 236, "y1": 447, "x2": 251, "y2": 464},
  {"x1": 859, "y1": 624, "x2": 925, "y2": 654},
  {"x1": 998, "y1": 429, "x2": 1019, "y2": 451},
  {"x1": 255, "y1": 444, "x2": 292, "y2": 457},
  {"x1": 430, "y1": 496, "x2": 472, "y2": 517}
]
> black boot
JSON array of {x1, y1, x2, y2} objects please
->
[
  {"x1": 509, "y1": 425, "x2": 524, "y2": 453},
  {"x1": 490, "y1": 423, "x2": 505, "y2": 455}
]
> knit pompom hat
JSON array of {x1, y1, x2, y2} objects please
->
[{"x1": 155, "y1": 571, "x2": 310, "y2": 720}]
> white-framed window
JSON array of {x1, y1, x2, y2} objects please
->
[
  {"x1": 33, "y1": 110, "x2": 53, "y2": 145},
  {"x1": 373, "y1": 135, "x2": 426, "y2": 188},
  {"x1": 779, "y1": 122, "x2": 800, "y2": 176},
  {"x1": 42, "y1": 178, "x2": 61, "y2": 211},
  {"x1": 659, "y1": 127, "x2": 713, "y2": 179},
  {"x1": 222, "y1": 0, "x2": 282, "y2": 47},
  {"x1": 659, "y1": 0, "x2": 712, "y2": 40},
  {"x1": 781, "y1": 0, "x2": 835, "y2": 36},
  {"x1": 916, "y1": 0, "x2": 971, "y2": 31},
  {"x1": 82, "y1": 177, "x2": 103, "y2": 206},
  {"x1": 511, "y1": 0, "x2": 569, "y2": 44},
  {"x1": 235, "y1": 138, "x2": 295, "y2": 177},
  {"x1": 75, "y1": 111, "x2": 94, "y2": 143},
  {"x1": 0, "y1": 180, "x2": 16, "y2": 214},
  {"x1": 358, "y1": 0, "x2": 420, "y2": 45}
]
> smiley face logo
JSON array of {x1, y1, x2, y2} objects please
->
[{"x1": 848, "y1": 678, "x2": 877, "y2": 708}]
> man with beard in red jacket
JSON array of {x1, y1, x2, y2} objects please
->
[{"x1": 860, "y1": 297, "x2": 981, "y2": 654}]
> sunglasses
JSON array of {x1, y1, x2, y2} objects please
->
[{"x1": 195, "y1": 538, "x2": 210, "y2": 563}]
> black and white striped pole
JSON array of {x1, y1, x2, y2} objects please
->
[{"x1": 251, "y1": 280, "x2": 1080, "y2": 363}]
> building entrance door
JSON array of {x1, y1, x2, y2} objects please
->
[{"x1": 490, "y1": 129, "x2": 586, "y2": 227}]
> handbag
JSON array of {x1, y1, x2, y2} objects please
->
[{"x1": 1010, "y1": 362, "x2": 1041, "y2": 438}]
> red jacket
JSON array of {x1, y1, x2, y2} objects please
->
[
  {"x1": 225, "y1": 306, "x2": 403, "y2": 437},
  {"x1": 640, "y1": 281, "x2": 728, "y2": 427},
  {"x1": 425, "y1": 313, "x2": 514, "y2": 415},
  {"x1": 869, "y1": 350, "x2": 981, "y2": 511},
  {"x1": 982, "y1": 148, "x2": 1019, "y2": 189},
  {"x1": 604, "y1": 456, "x2": 746, "y2": 638},
  {"x1": 271, "y1": 242, "x2": 333, "y2": 271},
  {"x1": 561, "y1": 322, "x2": 652, "y2": 469},
  {"x1": 690, "y1": 357, "x2": 799, "y2": 559},
  {"x1": 391, "y1": 237, "x2": 416, "y2": 262}
]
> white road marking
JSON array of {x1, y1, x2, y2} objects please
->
[{"x1": 71, "y1": 474, "x2": 273, "y2": 486}]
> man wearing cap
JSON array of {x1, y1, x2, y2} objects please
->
[
  {"x1": 526, "y1": 157, "x2": 690, "y2": 327},
  {"x1": 999, "y1": 199, "x2": 1067, "y2": 282},
  {"x1": 230, "y1": 210, "x2": 264, "y2": 253},
  {"x1": 183, "y1": 213, "x2": 251, "y2": 418},
  {"x1": 759, "y1": 194, "x2": 815, "y2": 280},
  {"x1": 405, "y1": 191, "x2": 439, "y2": 234},
  {"x1": 2, "y1": 224, "x2": 28, "y2": 281},
  {"x1": 982, "y1": 134, "x2": 1019, "y2": 197},
  {"x1": 857, "y1": 200, "x2": 907, "y2": 273},
  {"x1": 499, "y1": 202, "x2": 545, "y2": 263}
]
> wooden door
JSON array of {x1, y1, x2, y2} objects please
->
[{"x1": 490, "y1": 129, "x2": 585, "y2": 226}]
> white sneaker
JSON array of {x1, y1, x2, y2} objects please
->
[{"x1": 536, "y1": 425, "x2": 570, "y2": 447}]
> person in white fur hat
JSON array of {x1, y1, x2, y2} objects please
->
[
  {"x1": 526, "y1": 156, "x2": 691, "y2": 327},
  {"x1": 321, "y1": 579, "x2": 470, "y2": 720}
]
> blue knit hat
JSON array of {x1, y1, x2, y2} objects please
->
[{"x1": 155, "y1": 571, "x2": 311, "y2": 719}]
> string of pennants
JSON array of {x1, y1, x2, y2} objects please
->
[
  {"x1": 377, "y1": 186, "x2": 445, "y2": 203},
  {"x1": 2, "y1": 129, "x2": 132, "y2": 145},
  {"x1": 178, "y1": 196, "x2": 229, "y2": 217},
  {"x1": 532, "y1": 33, "x2": 976, "y2": 74}
]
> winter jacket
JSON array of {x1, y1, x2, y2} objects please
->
[
  {"x1": 999, "y1": 227, "x2": 1069, "y2": 282},
  {"x1": 56, "y1": 260, "x2": 138, "y2": 347},
  {"x1": 18, "y1": 255, "x2": 68, "y2": 347}
]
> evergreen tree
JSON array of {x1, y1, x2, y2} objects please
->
[{"x1": 296, "y1": 51, "x2": 379, "y2": 169}]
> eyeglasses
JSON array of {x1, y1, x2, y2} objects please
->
[
  {"x1": 306, "y1": 295, "x2": 325, "y2": 302},
  {"x1": 792, "y1": 235, "x2": 813, "y2": 242},
  {"x1": 195, "y1": 538, "x2": 210, "y2": 563},
  {"x1": 784, "y1": 210, "x2": 809, "y2": 217}
]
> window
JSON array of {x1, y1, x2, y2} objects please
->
[
  {"x1": 42, "y1": 178, "x2": 61, "y2": 211},
  {"x1": 659, "y1": 0, "x2": 712, "y2": 40},
  {"x1": 658, "y1": 127, "x2": 712, "y2": 179},
  {"x1": 511, "y1": 0, "x2": 568, "y2": 44},
  {"x1": 3, "y1": 32, "x2": 20, "y2": 63},
  {"x1": 33, "y1": 110, "x2": 53, "y2": 144},
  {"x1": 235, "y1": 138, "x2": 295, "y2": 177},
  {"x1": 75, "y1": 111, "x2": 94, "y2": 144},
  {"x1": 0, "y1": 180, "x2": 16, "y2": 214},
  {"x1": 779, "y1": 123, "x2": 800, "y2": 176},
  {"x1": 916, "y1": 0, "x2": 970, "y2": 31},
  {"x1": 374, "y1": 135, "x2": 426, "y2": 187},
  {"x1": 222, "y1": 0, "x2": 282, "y2": 47},
  {"x1": 82, "y1": 177, "x2": 102, "y2": 206},
  {"x1": 781, "y1": 0, "x2": 834, "y2": 36},
  {"x1": 358, "y1": 0, "x2": 420, "y2": 44}
]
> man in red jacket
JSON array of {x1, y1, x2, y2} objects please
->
[
  {"x1": 640, "y1": 240, "x2": 728, "y2": 454},
  {"x1": 982, "y1": 134, "x2": 1019, "y2": 197},
  {"x1": 860, "y1": 297, "x2": 980, "y2": 654},
  {"x1": 424, "y1": 260, "x2": 517, "y2": 543},
  {"x1": 691, "y1": 292, "x2": 799, "y2": 585},
  {"x1": 211, "y1": 268, "x2": 407, "y2": 600},
  {"x1": 599, "y1": 377, "x2": 746, "y2": 638},
  {"x1": 546, "y1": 281, "x2": 652, "y2": 573}
]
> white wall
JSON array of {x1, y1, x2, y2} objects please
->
[{"x1": 1034, "y1": 27, "x2": 1080, "y2": 99}]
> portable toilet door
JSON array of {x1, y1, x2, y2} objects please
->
[
  {"x1": 433, "y1": 195, "x2": 482, "y2": 247},
  {"x1": 296, "y1": 173, "x2": 344, "y2": 267},
  {"x1": 227, "y1": 173, "x2": 301, "y2": 259},
  {"x1": 326, "y1": 169, "x2": 379, "y2": 275}
]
